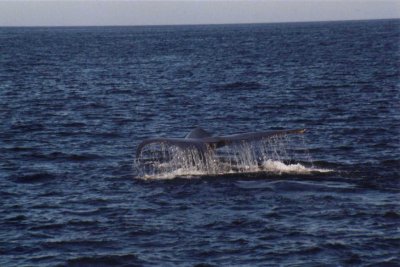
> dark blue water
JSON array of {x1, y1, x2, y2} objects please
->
[{"x1": 1, "y1": 20, "x2": 399, "y2": 266}]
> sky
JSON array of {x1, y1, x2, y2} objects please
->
[{"x1": 0, "y1": 0, "x2": 399, "y2": 27}]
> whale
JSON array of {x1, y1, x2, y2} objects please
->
[{"x1": 136, "y1": 127, "x2": 306, "y2": 159}]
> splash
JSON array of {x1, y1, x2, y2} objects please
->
[
  {"x1": 261, "y1": 160, "x2": 332, "y2": 175},
  {"x1": 134, "y1": 134, "x2": 331, "y2": 179}
]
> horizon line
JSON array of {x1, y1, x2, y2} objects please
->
[{"x1": 1, "y1": 17, "x2": 398, "y2": 28}]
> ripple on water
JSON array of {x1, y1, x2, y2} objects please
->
[
  {"x1": 64, "y1": 254, "x2": 143, "y2": 267},
  {"x1": 1, "y1": 20, "x2": 399, "y2": 267},
  {"x1": 11, "y1": 172, "x2": 57, "y2": 184}
]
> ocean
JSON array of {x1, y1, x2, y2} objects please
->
[{"x1": 1, "y1": 19, "x2": 399, "y2": 266}]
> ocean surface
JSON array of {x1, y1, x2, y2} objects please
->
[{"x1": 1, "y1": 19, "x2": 399, "y2": 266}]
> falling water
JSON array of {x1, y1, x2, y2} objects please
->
[{"x1": 134, "y1": 134, "x2": 325, "y2": 179}]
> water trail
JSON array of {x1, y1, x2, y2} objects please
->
[{"x1": 134, "y1": 134, "x2": 331, "y2": 179}]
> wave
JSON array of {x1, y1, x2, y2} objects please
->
[
  {"x1": 262, "y1": 160, "x2": 332, "y2": 174},
  {"x1": 12, "y1": 172, "x2": 56, "y2": 184},
  {"x1": 65, "y1": 254, "x2": 142, "y2": 266},
  {"x1": 15, "y1": 151, "x2": 102, "y2": 161},
  {"x1": 138, "y1": 160, "x2": 333, "y2": 180},
  {"x1": 214, "y1": 81, "x2": 262, "y2": 91}
]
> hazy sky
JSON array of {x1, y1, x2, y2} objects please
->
[{"x1": 0, "y1": 0, "x2": 399, "y2": 26}]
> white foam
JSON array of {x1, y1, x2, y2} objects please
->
[
  {"x1": 141, "y1": 168, "x2": 206, "y2": 180},
  {"x1": 138, "y1": 160, "x2": 332, "y2": 180},
  {"x1": 261, "y1": 159, "x2": 332, "y2": 175}
]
